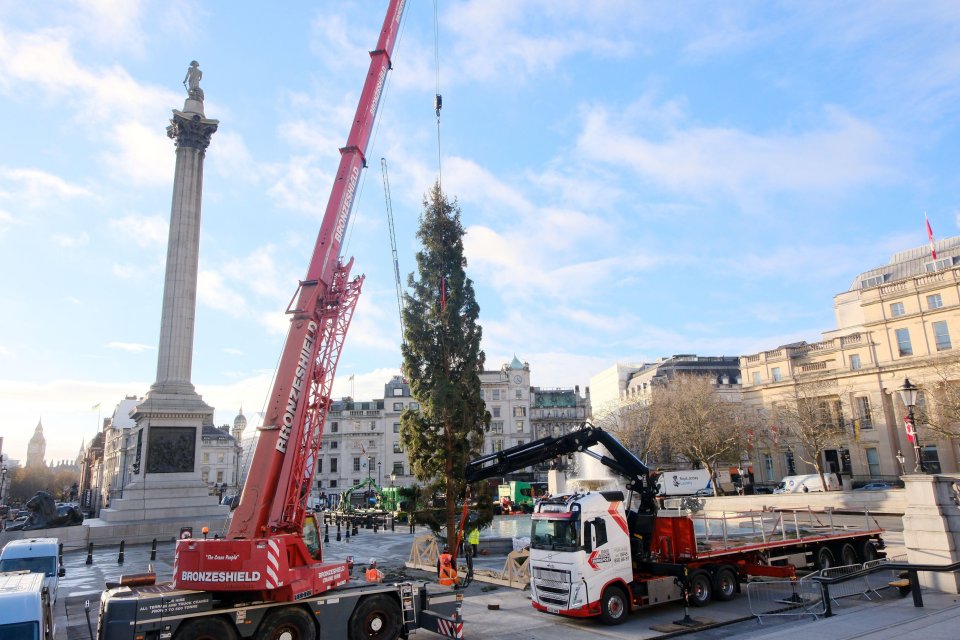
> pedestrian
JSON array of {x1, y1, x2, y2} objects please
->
[
  {"x1": 365, "y1": 558, "x2": 384, "y2": 583},
  {"x1": 465, "y1": 527, "x2": 480, "y2": 578}
]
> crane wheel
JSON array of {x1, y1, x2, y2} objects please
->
[
  {"x1": 349, "y1": 594, "x2": 402, "y2": 640},
  {"x1": 174, "y1": 616, "x2": 239, "y2": 640},
  {"x1": 259, "y1": 606, "x2": 315, "y2": 640},
  {"x1": 598, "y1": 585, "x2": 629, "y2": 625}
]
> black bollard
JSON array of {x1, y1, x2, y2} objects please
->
[
  {"x1": 58, "y1": 543, "x2": 63, "y2": 572},
  {"x1": 346, "y1": 524, "x2": 350, "y2": 541},
  {"x1": 324, "y1": 523, "x2": 329, "y2": 544},
  {"x1": 390, "y1": 515, "x2": 395, "y2": 532},
  {"x1": 118, "y1": 540, "x2": 125, "y2": 565},
  {"x1": 373, "y1": 521, "x2": 378, "y2": 533},
  {"x1": 150, "y1": 538, "x2": 157, "y2": 561},
  {"x1": 352, "y1": 524, "x2": 359, "y2": 536},
  {"x1": 336, "y1": 523, "x2": 342, "y2": 542},
  {"x1": 85, "y1": 542, "x2": 94, "y2": 566}
]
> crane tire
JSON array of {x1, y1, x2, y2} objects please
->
[
  {"x1": 174, "y1": 616, "x2": 239, "y2": 640},
  {"x1": 598, "y1": 585, "x2": 629, "y2": 625},
  {"x1": 259, "y1": 606, "x2": 315, "y2": 640},
  {"x1": 349, "y1": 594, "x2": 402, "y2": 640}
]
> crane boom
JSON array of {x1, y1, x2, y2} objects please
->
[{"x1": 174, "y1": 0, "x2": 408, "y2": 600}]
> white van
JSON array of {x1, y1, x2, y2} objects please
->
[
  {"x1": 773, "y1": 473, "x2": 840, "y2": 493},
  {"x1": 0, "y1": 539, "x2": 62, "y2": 604},
  {"x1": 0, "y1": 571, "x2": 55, "y2": 639}
]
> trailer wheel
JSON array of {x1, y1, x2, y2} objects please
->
[
  {"x1": 862, "y1": 540, "x2": 879, "y2": 562},
  {"x1": 840, "y1": 543, "x2": 859, "y2": 566},
  {"x1": 598, "y1": 585, "x2": 629, "y2": 625},
  {"x1": 814, "y1": 546, "x2": 835, "y2": 570},
  {"x1": 713, "y1": 567, "x2": 738, "y2": 601},
  {"x1": 689, "y1": 572, "x2": 712, "y2": 607},
  {"x1": 259, "y1": 606, "x2": 315, "y2": 640},
  {"x1": 174, "y1": 616, "x2": 239, "y2": 640},
  {"x1": 350, "y1": 594, "x2": 402, "y2": 640}
]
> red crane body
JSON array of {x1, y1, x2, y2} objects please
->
[{"x1": 174, "y1": 0, "x2": 407, "y2": 600}]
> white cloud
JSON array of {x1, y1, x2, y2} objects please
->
[
  {"x1": 52, "y1": 231, "x2": 89, "y2": 247},
  {"x1": 109, "y1": 213, "x2": 169, "y2": 247},
  {"x1": 106, "y1": 342, "x2": 154, "y2": 353},
  {"x1": 0, "y1": 167, "x2": 94, "y2": 207},
  {"x1": 104, "y1": 122, "x2": 175, "y2": 186},
  {"x1": 222, "y1": 348, "x2": 243, "y2": 356},
  {"x1": 112, "y1": 263, "x2": 143, "y2": 279},
  {"x1": 198, "y1": 269, "x2": 248, "y2": 317}
]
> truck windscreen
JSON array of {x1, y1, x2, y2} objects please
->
[{"x1": 531, "y1": 515, "x2": 579, "y2": 552}]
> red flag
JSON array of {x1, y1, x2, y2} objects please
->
[
  {"x1": 904, "y1": 415, "x2": 916, "y2": 444},
  {"x1": 441, "y1": 276, "x2": 446, "y2": 313},
  {"x1": 926, "y1": 213, "x2": 937, "y2": 260}
]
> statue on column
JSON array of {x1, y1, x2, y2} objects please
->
[{"x1": 183, "y1": 60, "x2": 204, "y2": 101}]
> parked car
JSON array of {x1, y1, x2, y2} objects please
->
[{"x1": 855, "y1": 482, "x2": 894, "y2": 491}]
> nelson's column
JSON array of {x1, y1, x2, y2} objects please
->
[{"x1": 99, "y1": 62, "x2": 228, "y2": 523}]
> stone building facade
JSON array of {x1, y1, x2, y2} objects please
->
[{"x1": 740, "y1": 237, "x2": 960, "y2": 484}]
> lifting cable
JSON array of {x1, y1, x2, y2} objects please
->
[{"x1": 433, "y1": 0, "x2": 443, "y2": 191}]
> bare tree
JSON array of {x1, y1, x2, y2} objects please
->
[
  {"x1": 591, "y1": 395, "x2": 659, "y2": 464},
  {"x1": 649, "y1": 375, "x2": 749, "y2": 496},
  {"x1": 772, "y1": 378, "x2": 847, "y2": 491},
  {"x1": 914, "y1": 353, "x2": 960, "y2": 441}
]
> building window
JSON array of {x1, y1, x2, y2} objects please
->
[
  {"x1": 370, "y1": 421, "x2": 377, "y2": 430},
  {"x1": 928, "y1": 293, "x2": 944, "y2": 310},
  {"x1": 392, "y1": 463, "x2": 404, "y2": 476},
  {"x1": 410, "y1": 402, "x2": 419, "y2": 410},
  {"x1": 317, "y1": 458, "x2": 323, "y2": 474},
  {"x1": 925, "y1": 258, "x2": 952, "y2": 272},
  {"x1": 202, "y1": 453, "x2": 210, "y2": 463},
  {"x1": 785, "y1": 450, "x2": 796, "y2": 475},
  {"x1": 933, "y1": 320, "x2": 952, "y2": 351},
  {"x1": 516, "y1": 420, "x2": 524, "y2": 432},
  {"x1": 855, "y1": 396, "x2": 873, "y2": 429},
  {"x1": 331, "y1": 422, "x2": 338, "y2": 433},
  {"x1": 865, "y1": 448, "x2": 881, "y2": 477},
  {"x1": 331, "y1": 441, "x2": 338, "y2": 449},
  {"x1": 330, "y1": 479, "x2": 338, "y2": 488},
  {"x1": 393, "y1": 387, "x2": 403, "y2": 396},
  {"x1": 490, "y1": 421, "x2": 504, "y2": 434},
  {"x1": 216, "y1": 470, "x2": 224, "y2": 483},
  {"x1": 492, "y1": 389, "x2": 501, "y2": 401},
  {"x1": 513, "y1": 406, "x2": 526, "y2": 417},
  {"x1": 895, "y1": 328, "x2": 913, "y2": 356},
  {"x1": 393, "y1": 443, "x2": 403, "y2": 454},
  {"x1": 752, "y1": 372, "x2": 761, "y2": 385},
  {"x1": 353, "y1": 457, "x2": 361, "y2": 472},
  {"x1": 762, "y1": 453, "x2": 774, "y2": 482},
  {"x1": 515, "y1": 389, "x2": 522, "y2": 399},
  {"x1": 201, "y1": 471, "x2": 209, "y2": 483},
  {"x1": 330, "y1": 458, "x2": 338, "y2": 473},
  {"x1": 393, "y1": 423, "x2": 400, "y2": 433},
  {"x1": 393, "y1": 402, "x2": 403, "y2": 410},
  {"x1": 890, "y1": 302, "x2": 906, "y2": 317},
  {"x1": 771, "y1": 367, "x2": 781, "y2": 382},
  {"x1": 492, "y1": 406, "x2": 501, "y2": 418},
  {"x1": 217, "y1": 453, "x2": 225, "y2": 464},
  {"x1": 922, "y1": 445, "x2": 942, "y2": 473},
  {"x1": 850, "y1": 354, "x2": 861, "y2": 370},
  {"x1": 493, "y1": 439, "x2": 504, "y2": 452}
]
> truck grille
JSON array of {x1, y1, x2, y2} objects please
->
[{"x1": 533, "y1": 567, "x2": 571, "y2": 608}]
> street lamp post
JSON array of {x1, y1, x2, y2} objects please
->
[
  {"x1": 898, "y1": 378, "x2": 928, "y2": 473},
  {"x1": 378, "y1": 461, "x2": 381, "y2": 487},
  {"x1": 895, "y1": 450, "x2": 906, "y2": 476},
  {"x1": 0, "y1": 464, "x2": 7, "y2": 505}
]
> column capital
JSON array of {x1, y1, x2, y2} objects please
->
[{"x1": 167, "y1": 110, "x2": 219, "y2": 152}]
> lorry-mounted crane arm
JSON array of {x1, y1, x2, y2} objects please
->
[{"x1": 464, "y1": 423, "x2": 659, "y2": 510}]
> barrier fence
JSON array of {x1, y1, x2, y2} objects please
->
[{"x1": 746, "y1": 579, "x2": 826, "y2": 621}]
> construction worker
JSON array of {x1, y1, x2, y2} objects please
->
[
  {"x1": 465, "y1": 527, "x2": 480, "y2": 577},
  {"x1": 365, "y1": 558, "x2": 384, "y2": 583},
  {"x1": 438, "y1": 546, "x2": 457, "y2": 586}
]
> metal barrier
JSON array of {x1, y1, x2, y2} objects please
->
[
  {"x1": 746, "y1": 579, "x2": 826, "y2": 621},
  {"x1": 818, "y1": 563, "x2": 873, "y2": 602}
]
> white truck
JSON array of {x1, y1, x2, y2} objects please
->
[
  {"x1": 656, "y1": 469, "x2": 712, "y2": 496},
  {"x1": 0, "y1": 571, "x2": 55, "y2": 639},
  {"x1": 773, "y1": 473, "x2": 840, "y2": 493},
  {"x1": 0, "y1": 538, "x2": 62, "y2": 604}
]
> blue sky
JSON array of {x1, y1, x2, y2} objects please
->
[{"x1": 2, "y1": 0, "x2": 959, "y2": 463}]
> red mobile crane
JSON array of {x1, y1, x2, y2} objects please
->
[{"x1": 173, "y1": 0, "x2": 405, "y2": 601}]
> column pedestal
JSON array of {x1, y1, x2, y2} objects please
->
[{"x1": 901, "y1": 473, "x2": 960, "y2": 593}]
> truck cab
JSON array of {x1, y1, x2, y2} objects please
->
[
  {"x1": 529, "y1": 491, "x2": 634, "y2": 619},
  {"x1": 0, "y1": 572, "x2": 55, "y2": 639},
  {"x1": 0, "y1": 538, "x2": 62, "y2": 604}
]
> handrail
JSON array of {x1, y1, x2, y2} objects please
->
[{"x1": 812, "y1": 560, "x2": 960, "y2": 616}]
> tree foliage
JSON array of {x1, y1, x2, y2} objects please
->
[
  {"x1": 592, "y1": 396, "x2": 658, "y2": 464},
  {"x1": 400, "y1": 183, "x2": 489, "y2": 551},
  {"x1": 649, "y1": 374, "x2": 749, "y2": 495}
]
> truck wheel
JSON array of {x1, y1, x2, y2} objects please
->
[
  {"x1": 689, "y1": 572, "x2": 712, "y2": 607},
  {"x1": 259, "y1": 606, "x2": 314, "y2": 640},
  {"x1": 174, "y1": 617, "x2": 239, "y2": 640},
  {"x1": 814, "y1": 546, "x2": 835, "y2": 571},
  {"x1": 598, "y1": 585, "x2": 629, "y2": 625},
  {"x1": 840, "y1": 543, "x2": 859, "y2": 566},
  {"x1": 350, "y1": 594, "x2": 402, "y2": 640},
  {"x1": 713, "y1": 568, "x2": 738, "y2": 601},
  {"x1": 862, "y1": 540, "x2": 880, "y2": 562}
]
